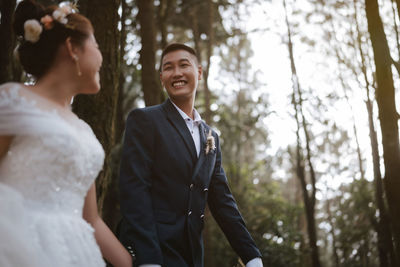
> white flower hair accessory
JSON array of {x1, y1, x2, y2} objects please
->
[
  {"x1": 52, "y1": 5, "x2": 72, "y2": 25},
  {"x1": 205, "y1": 130, "x2": 216, "y2": 155},
  {"x1": 24, "y1": 19, "x2": 43, "y2": 43},
  {"x1": 22, "y1": 2, "x2": 77, "y2": 43}
]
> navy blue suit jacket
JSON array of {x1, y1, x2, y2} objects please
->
[{"x1": 119, "y1": 99, "x2": 261, "y2": 267}]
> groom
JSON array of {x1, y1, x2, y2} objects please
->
[{"x1": 118, "y1": 43, "x2": 263, "y2": 267}]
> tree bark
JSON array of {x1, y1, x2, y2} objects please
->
[
  {"x1": 0, "y1": 0, "x2": 17, "y2": 83},
  {"x1": 365, "y1": 0, "x2": 400, "y2": 262},
  {"x1": 202, "y1": 5, "x2": 215, "y2": 263},
  {"x1": 73, "y1": 0, "x2": 121, "y2": 230},
  {"x1": 116, "y1": 0, "x2": 128, "y2": 142},
  {"x1": 326, "y1": 9, "x2": 366, "y2": 180},
  {"x1": 326, "y1": 199, "x2": 340, "y2": 267},
  {"x1": 156, "y1": 0, "x2": 174, "y2": 50},
  {"x1": 284, "y1": 1, "x2": 321, "y2": 266},
  {"x1": 351, "y1": 2, "x2": 396, "y2": 265},
  {"x1": 137, "y1": 0, "x2": 163, "y2": 106},
  {"x1": 391, "y1": 0, "x2": 400, "y2": 64},
  {"x1": 201, "y1": 0, "x2": 214, "y2": 124},
  {"x1": 189, "y1": 3, "x2": 202, "y2": 64}
]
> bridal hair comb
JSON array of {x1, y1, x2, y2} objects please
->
[{"x1": 23, "y1": 2, "x2": 78, "y2": 43}]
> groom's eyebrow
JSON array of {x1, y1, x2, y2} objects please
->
[{"x1": 162, "y1": 58, "x2": 191, "y2": 68}]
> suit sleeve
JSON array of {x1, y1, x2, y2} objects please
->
[
  {"x1": 207, "y1": 134, "x2": 262, "y2": 264},
  {"x1": 119, "y1": 109, "x2": 163, "y2": 265}
]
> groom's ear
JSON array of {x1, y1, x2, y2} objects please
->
[
  {"x1": 159, "y1": 73, "x2": 164, "y2": 88},
  {"x1": 197, "y1": 65, "x2": 202, "y2": 80}
]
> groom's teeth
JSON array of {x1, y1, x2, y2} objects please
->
[{"x1": 173, "y1": 81, "x2": 185, "y2": 87}]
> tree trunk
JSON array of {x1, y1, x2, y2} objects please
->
[
  {"x1": 73, "y1": 0, "x2": 121, "y2": 230},
  {"x1": 137, "y1": 0, "x2": 163, "y2": 106},
  {"x1": 189, "y1": 3, "x2": 202, "y2": 64},
  {"x1": 391, "y1": 0, "x2": 400, "y2": 64},
  {"x1": 300, "y1": 97, "x2": 321, "y2": 267},
  {"x1": 326, "y1": 3, "x2": 366, "y2": 181},
  {"x1": 284, "y1": 1, "x2": 321, "y2": 266},
  {"x1": 365, "y1": 0, "x2": 400, "y2": 262},
  {"x1": 351, "y1": 1, "x2": 396, "y2": 265},
  {"x1": 336, "y1": 64, "x2": 365, "y2": 180},
  {"x1": 116, "y1": 0, "x2": 128, "y2": 142},
  {"x1": 367, "y1": 96, "x2": 395, "y2": 267},
  {"x1": 0, "y1": 0, "x2": 17, "y2": 83},
  {"x1": 156, "y1": 0, "x2": 173, "y2": 50},
  {"x1": 326, "y1": 199, "x2": 340, "y2": 267},
  {"x1": 202, "y1": 5, "x2": 215, "y2": 263},
  {"x1": 202, "y1": 0, "x2": 214, "y2": 124}
]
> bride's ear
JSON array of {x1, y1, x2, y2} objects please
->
[{"x1": 65, "y1": 37, "x2": 79, "y2": 60}]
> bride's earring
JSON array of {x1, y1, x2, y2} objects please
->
[{"x1": 73, "y1": 55, "x2": 82, "y2": 76}]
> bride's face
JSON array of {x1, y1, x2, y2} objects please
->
[{"x1": 76, "y1": 34, "x2": 103, "y2": 94}]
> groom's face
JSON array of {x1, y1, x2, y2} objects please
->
[{"x1": 160, "y1": 49, "x2": 202, "y2": 103}]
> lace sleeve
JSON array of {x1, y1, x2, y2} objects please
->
[{"x1": 0, "y1": 83, "x2": 67, "y2": 136}]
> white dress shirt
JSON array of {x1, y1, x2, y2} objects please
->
[
  {"x1": 138, "y1": 104, "x2": 262, "y2": 267},
  {"x1": 171, "y1": 102, "x2": 202, "y2": 157}
]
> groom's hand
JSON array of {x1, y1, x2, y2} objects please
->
[{"x1": 246, "y1": 257, "x2": 263, "y2": 267}]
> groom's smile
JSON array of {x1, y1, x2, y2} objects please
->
[{"x1": 172, "y1": 80, "x2": 187, "y2": 89}]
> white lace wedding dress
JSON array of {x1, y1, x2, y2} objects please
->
[{"x1": 0, "y1": 83, "x2": 106, "y2": 266}]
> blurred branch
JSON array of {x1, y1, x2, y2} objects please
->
[{"x1": 392, "y1": 57, "x2": 400, "y2": 76}]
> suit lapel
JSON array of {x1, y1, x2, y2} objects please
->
[
  {"x1": 190, "y1": 122, "x2": 208, "y2": 181},
  {"x1": 162, "y1": 99, "x2": 197, "y2": 162}
]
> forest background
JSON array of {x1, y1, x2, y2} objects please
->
[{"x1": 1, "y1": 0, "x2": 400, "y2": 266}]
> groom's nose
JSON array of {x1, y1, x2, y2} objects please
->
[{"x1": 172, "y1": 67, "x2": 183, "y2": 78}]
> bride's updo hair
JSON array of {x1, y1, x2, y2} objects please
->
[{"x1": 13, "y1": 0, "x2": 93, "y2": 78}]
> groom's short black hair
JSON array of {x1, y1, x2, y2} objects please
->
[{"x1": 159, "y1": 43, "x2": 198, "y2": 72}]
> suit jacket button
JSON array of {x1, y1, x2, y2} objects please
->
[
  {"x1": 200, "y1": 214, "x2": 204, "y2": 219},
  {"x1": 188, "y1": 211, "x2": 192, "y2": 216},
  {"x1": 204, "y1": 188, "x2": 208, "y2": 192},
  {"x1": 190, "y1": 184, "x2": 194, "y2": 190}
]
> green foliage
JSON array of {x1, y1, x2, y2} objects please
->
[
  {"x1": 205, "y1": 170, "x2": 305, "y2": 266},
  {"x1": 246, "y1": 181, "x2": 305, "y2": 267},
  {"x1": 328, "y1": 179, "x2": 379, "y2": 266}
]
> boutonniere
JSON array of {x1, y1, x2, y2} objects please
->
[{"x1": 205, "y1": 130, "x2": 216, "y2": 155}]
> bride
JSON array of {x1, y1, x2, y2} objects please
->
[{"x1": 0, "y1": 0, "x2": 132, "y2": 266}]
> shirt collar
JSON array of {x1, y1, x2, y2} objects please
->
[{"x1": 171, "y1": 101, "x2": 202, "y2": 123}]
